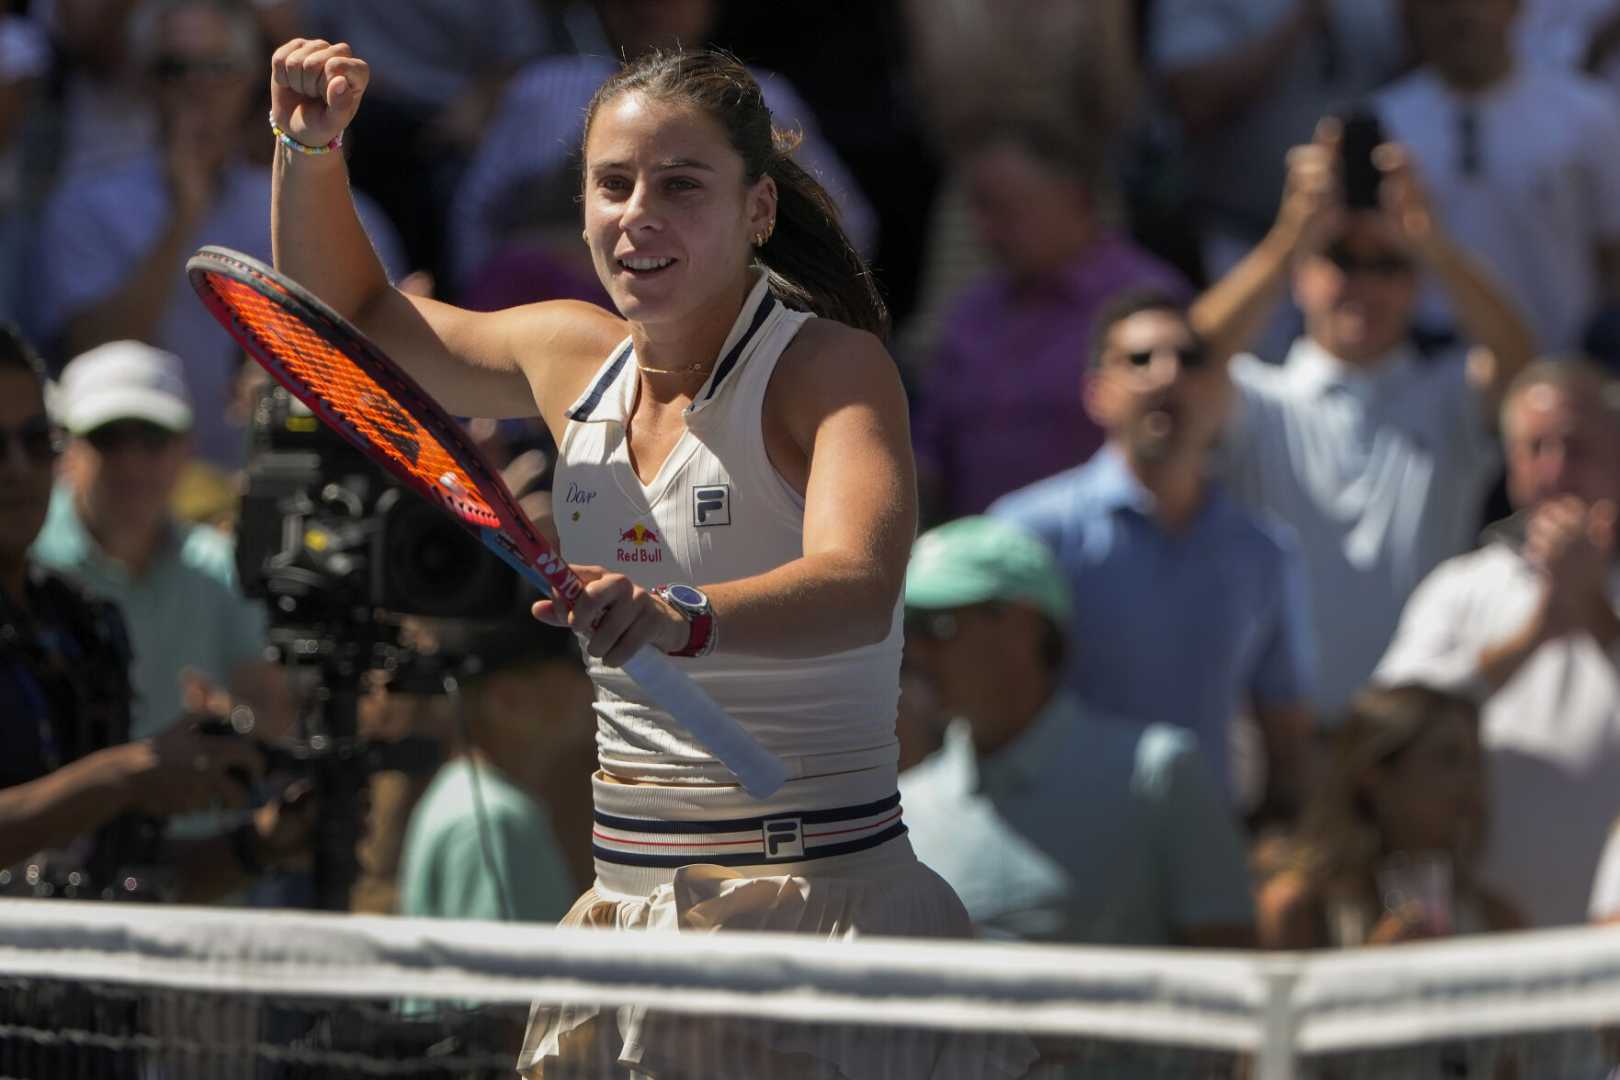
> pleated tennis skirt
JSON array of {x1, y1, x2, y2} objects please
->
[{"x1": 516, "y1": 765, "x2": 1037, "y2": 1080}]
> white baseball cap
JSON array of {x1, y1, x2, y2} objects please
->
[{"x1": 55, "y1": 341, "x2": 194, "y2": 435}]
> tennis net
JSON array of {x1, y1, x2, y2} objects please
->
[{"x1": 0, "y1": 897, "x2": 1618, "y2": 1078}]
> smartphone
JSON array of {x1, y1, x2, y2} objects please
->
[{"x1": 1339, "y1": 108, "x2": 1385, "y2": 210}]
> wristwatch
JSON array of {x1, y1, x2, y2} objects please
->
[{"x1": 654, "y1": 583, "x2": 717, "y2": 658}]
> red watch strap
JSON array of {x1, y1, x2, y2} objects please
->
[{"x1": 670, "y1": 610, "x2": 714, "y2": 658}]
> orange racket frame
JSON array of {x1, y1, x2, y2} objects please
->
[{"x1": 187, "y1": 246, "x2": 786, "y2": 797}]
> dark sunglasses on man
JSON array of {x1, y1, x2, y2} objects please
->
[
  {"x1": 0, "y1": 416, "x2": 62, "y2": 466},
  {"x1": 904, "y1": 603, "x2": 1009, "y2": 644},
  {"x1": 1118, "y1": 343, "x2": 1207, "y2": 371},
  {"x1": 85, "y1": 420, "x2": 179, "y2": 455},
  {"x1": 1324, "y1": 245, "x2": 1414, "y2": 279}
]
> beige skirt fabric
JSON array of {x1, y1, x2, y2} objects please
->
[{"x1": 516, "y1": 836, "x2": 1037, "y2": 1079}]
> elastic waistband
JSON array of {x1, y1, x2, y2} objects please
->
[{"x1": 590, "y1": 763, "x2": 907, "y2": 897}]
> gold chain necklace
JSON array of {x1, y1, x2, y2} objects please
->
[{"x1": 635, "y1": 359, "x2": 713, "y2": 376}]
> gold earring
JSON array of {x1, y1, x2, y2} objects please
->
[{"x1": 753, "y1": 221, "x2": 775, "y2": 247}]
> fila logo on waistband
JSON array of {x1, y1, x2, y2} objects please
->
[
  {"x1": 694, "y1": 484, "x2": 731, "y2": 527},
  {"x1": 763, "y1": 817, "x2": 804, "y2": 860}
]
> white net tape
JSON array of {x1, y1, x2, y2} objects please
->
[{"x1": 1, "y1": 899, "x2": 1619, "y2": 1078}]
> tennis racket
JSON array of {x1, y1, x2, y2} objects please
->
[{"x1": 187, "y1": 245, "x2": 788, "y2": 798}]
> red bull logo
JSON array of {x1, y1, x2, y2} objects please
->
[
  {"x1": 618, "y1": 523, "x2": 660, "y2": 545},
  {"x1": 616, "y1": 522, "x2": 664, "y2": 564}
]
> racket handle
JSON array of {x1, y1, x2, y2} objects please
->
[
  {"x1": 620, "y1": 647, "x2": 790, "y2": 799},
  {"x1": 472, "y1": 529, "x2": 788, "y2": 796}
]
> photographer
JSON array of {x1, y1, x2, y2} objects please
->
[
  {"x1": 1191, "y1": 122, "x2": 1535, "y2": 720},
  {"x1": 0, "y1": 324, "x2": 310, "y2": 904}
]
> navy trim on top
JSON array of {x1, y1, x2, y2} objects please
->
[
  {"x1": 566, "y1": 341, "x2": 634, "y2": 421},
  {"x1": 592, "y1": 791, "x2": 900, "y2": 835},
  {"x1": 593, "y1": 822, "x2": 907, "y2": 868},
  {"x1": 702, "y1": 294, "x2": 777, "y2": 402}
]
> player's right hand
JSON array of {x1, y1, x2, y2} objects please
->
[{"x1": 270, "y1": 38, "x2": 369, "y2": 149}]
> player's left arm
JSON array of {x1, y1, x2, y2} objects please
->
[{"x1": 703, "y1": 322, "x2": 916, "y2": 658}]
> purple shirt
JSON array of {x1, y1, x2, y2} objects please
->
[{"x1": 913, "y1": 235, "x2": 1190, "y2": 518}]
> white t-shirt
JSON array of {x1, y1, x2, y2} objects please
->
[
  {"x1": 1377, "y1": 65, "x2": 1620, "y2": 352},
  {"x1": 1375, "y1": 539, "x2": 1620, "y2": 927}
]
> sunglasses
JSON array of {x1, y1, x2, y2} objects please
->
[
  {"x1": 153, "y1": 55, "x2": 245, "y2": 82},
  {"x1": 905, "y1": 603, "x2": 1005, "y2": 644},
  {"x1": 85, "y1": 420, "x2": 179, "y2": 455},
  {"x1": 1107, "y1": 344, "x2": 1207, "y2": 373},
  {"x1": 0, "y1": 416, "x2": 61, "y2": 465},
  {"x1": 1323, "y1": 247, "x2": 1414, "y2": 278}
]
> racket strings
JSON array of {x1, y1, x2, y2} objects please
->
[{"x1": 209, "y1": 275, "x2": 500, "y2": 528}]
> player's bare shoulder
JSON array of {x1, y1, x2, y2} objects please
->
[
  {"x1": 502, "y1": 299, "x2": 627, "y2": 419},
  {"x1": 770, "y1": 316, "x2": 907, "y2": 425}
]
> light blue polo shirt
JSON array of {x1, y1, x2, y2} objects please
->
[
  {"x1": 1221, "y1": 339, "x2": 1500, "y2": 718},
  {"x1": 31, "y1": 485, "x2": 270, "y2": 740},
  {"x1": 398, "y1": 759, "x2": 577, "y2": 924},
  {"x1": 990, "y1": 446, "x2": 1314, "y2": 795},
  {"x1": 900, "y1": 695, "x2": 1255, "y2": 945}
]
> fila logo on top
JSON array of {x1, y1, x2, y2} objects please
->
[
  {"x1": 693, "y1": 484, "x2": 731, "y2": 527},
  {"x1": 763, "y1": 817, "x2": 804, "y2": 860}
]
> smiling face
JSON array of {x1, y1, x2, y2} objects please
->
[{"x1": 581, "y1": 92, "x2": 776, "y2": 329}]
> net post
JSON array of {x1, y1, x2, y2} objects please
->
[{"x1": 1256, "y1": 954, "x2": 1301, "y2": 1080}]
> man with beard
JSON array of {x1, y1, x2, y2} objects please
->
[{"x1": 991, "y1": 291, "x2": 1315, "y2": 824}]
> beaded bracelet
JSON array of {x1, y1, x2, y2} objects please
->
[{"x1": 268, "y1": 111, "x2": 342, "y2": 156}]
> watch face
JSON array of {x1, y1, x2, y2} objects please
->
[{"x1": 667, "y1": 584, "x2": 706, "y2": 609}]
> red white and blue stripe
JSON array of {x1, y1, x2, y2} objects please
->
[{"x1": 592, "y1": 793, "x2": 906, "y2": 869}]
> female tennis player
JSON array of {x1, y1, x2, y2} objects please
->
[{"x1": 269, "y1": 38, "x2": 1029, "y2": 1079}]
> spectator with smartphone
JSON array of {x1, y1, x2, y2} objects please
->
[
  {"x1": 1376, "y1": 0, "x2": 1620, "y2": 354},
  {"x1": 1191, "y1": 123, "x2": 1536, "y2": 719}
]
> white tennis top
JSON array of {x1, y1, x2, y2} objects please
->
[{"x1": 553, "y1": 274, "x2": 904, "y2": 784}]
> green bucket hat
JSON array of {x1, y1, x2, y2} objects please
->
[{"x1": 904, "y1": 516, "x2": 1072, "y2": 628}]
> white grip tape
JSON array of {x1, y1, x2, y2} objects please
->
[{"x1": 619, "y1": 647, "x2": 789, "y2": 798}]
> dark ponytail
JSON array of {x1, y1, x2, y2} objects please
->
[{"x1": 584, "y1": 49, "x2": 889, "y2": 339}]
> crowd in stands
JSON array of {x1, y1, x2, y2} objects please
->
[{"x1": 4, "y1": 0, "x2": 1620, "y2": 966}]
